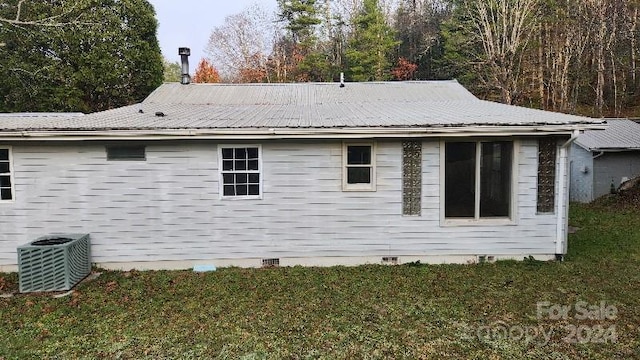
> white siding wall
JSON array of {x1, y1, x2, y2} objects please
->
[{"x1": 0, "y1": 139, "x2": 561, "y2": 268}]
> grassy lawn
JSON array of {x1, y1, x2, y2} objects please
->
[{"x1": 1, "y1": 203, "x2": 639, "y2": 359}]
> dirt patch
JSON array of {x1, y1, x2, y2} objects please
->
[{"x1": 591, "y1": 175, "x2": 640, "y2": 209}]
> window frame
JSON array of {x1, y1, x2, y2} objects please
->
[
  {"x1": 342, "y1": 142, "x2": 376, "y2": 192},
  {"x1": 440, "y1": 139, "x2": 518, "y2": 226},
  {"x1": 218, "y1": 144, "x2": 263, "y2": 200},
  {"x1": 0, "y1": 146, "x2": 15, "y2": 203}
]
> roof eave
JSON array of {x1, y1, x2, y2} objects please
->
[
  {"x1": 586, "y1": 147, "x2": 640, "y2": 152},
  {"x1": 0, "y1": 124, "x2": 599, "y2": 141}
]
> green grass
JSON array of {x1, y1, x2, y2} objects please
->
[{"x1": 1, "y1": 204, "x2": 639, "y2": 359}]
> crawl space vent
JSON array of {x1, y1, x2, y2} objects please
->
[
  {"x1": 478, "y1": 255, "x2": 496, "y2": 263},
  {"x1": 382, "y1": 256, "x2": 399, "y2": 265},
  {"x1": 261, "y1": 258, "x2": 280, "y2": 267},
  {"x1": 18, "y1": 234, "x2": 91, "y2": 293}
]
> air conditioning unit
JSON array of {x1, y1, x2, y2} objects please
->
[{"x1": 18, "y1": 234, "x2": 91, "y2": 293}]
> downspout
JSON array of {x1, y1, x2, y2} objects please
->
[
  {"x1": 592, "y1": 150, "x2": 605, "y2": 201},
  {"x1": 556, "y1": 130, "x2": 581, "y2": 259}
]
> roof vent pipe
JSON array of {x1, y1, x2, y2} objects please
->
[
  {"x1": 340, "y1": 72, "x2": 345, "y2": 88},
  {"x1": 179, "y1": 47, "x2": 191, "y2": 85}
]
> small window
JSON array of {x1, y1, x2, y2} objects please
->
[
  {"x1": 537, "y1": 138, "x2": 557, "y2": 213},
  {"x1": 0, "y1": 147, "x2": 14, "y2": 201},
  {"x1": 220, "y1": 146, "x2": 261, "y2": 198},
  {"x1": 444, "y1": 141, "x2": 513, "y2": 220},
  {"x1": 106, "y1": 145, "x2": 146, "y2": 161},
  {"x1": 343, "y1": 143, "x2": 376, "y2": 191}
]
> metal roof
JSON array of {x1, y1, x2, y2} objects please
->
[
  {"x1": 0, "y1": 112, "x2": 84, "y2": 120},
  {"x1": 0, "y1": 81, "x2": 602, "y2": 136},
  {"x1": 575, "y1": 119, "x2": 640, "y2": 151}
]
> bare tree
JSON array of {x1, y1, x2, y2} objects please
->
[
  {"x1": 332, "y1": 0, "x2": 362, "y2": 25},
  {"x1": 629, "y1": 5, "x2": 639, "y2": 86},
  {"x1": 205, "y1": 4, "x2": 280, "y2": 82},
  {"x1": 463, "y1": 0, "x2": 540, "y2": 104},
  {"x1": 534, "y1": 1, "x2": 592, "y2": 113},
  {"x1": 395, "y1": 0, "x2": 453, "y2": 79},
  {"x1": 527, "y1": 0, "x2": 640, "y2": 117}
]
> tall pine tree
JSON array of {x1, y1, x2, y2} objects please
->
[
  {"x1": 346, "y1": 0, "x2": 399, "y2": 81},
  {"x1": 276, "y1": 0, "x2": 333, "y2": 81}
]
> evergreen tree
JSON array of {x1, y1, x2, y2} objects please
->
[
  {"x1": 278, "y1": 0, "x2": 321, "y2": 44},
  {"x1": 0, "y1": 0, "x2": 163, "y2": 113},
  {"x1": 163, "y1": 59, "x2": 182, "y2": 83},
  {"x1": 345, "y1": 0, "x2": 399, "y2": 81},
  {"x1": 276, "y1": 0, "x2": 333, "y2": 81},
  {"x1": 437, "y1": 3, "x2": 483, "y2": 91}
]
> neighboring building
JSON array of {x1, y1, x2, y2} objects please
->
[
  {"x1": 0, "y1": 81, "x2": 601, "y2": 271},
  {"x1": 570, "y1": 119, "x2": 640, "y2": 203}
]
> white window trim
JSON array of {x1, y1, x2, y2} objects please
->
[
  {"x1": 342, "y1": 142, "x2": 376, "y2": 192},
  {"x1": 218, "y1": 144, "x2": 263, "y2": 200},
  {"x1": 0, "y1": 146, "x2": 15, "y2": 204},
  {"x1": 439, "y1": 139, "x2": 519, "y2": 227}
]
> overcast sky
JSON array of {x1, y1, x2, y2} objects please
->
[{"x1": 148, "y1": 0, "x2": 277, "y2": 64}]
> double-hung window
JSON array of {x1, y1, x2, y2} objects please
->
[
  {"x1": 444, "y1": 141, "x2": 514, "y2": 221},
  {"x1": 0, "y1": 147, "x2": 14, "y2": 201},
  {"x1": 343, "y1": 143, "x2": 376, "y2": 191},
  {"x1": 220, "y1": 146, "x2": 261, "y2": 198}
]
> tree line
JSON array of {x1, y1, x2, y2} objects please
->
[
  {"x1": 204, "y1": 0, "x2": 640, "y2": 117},
  {"x1": 1, "y1": 0, "x2": 638, "y2": 117}
]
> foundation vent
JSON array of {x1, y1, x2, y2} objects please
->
[
  {"x1": 478, "y1": 255, "x2": 496, "y2": 263},
  {"x1": 382, "y1": 256, "x2": 398, "y2": 265},
  {"x1": 261, "y1": 258, "x2": 280, "y2": 267}
]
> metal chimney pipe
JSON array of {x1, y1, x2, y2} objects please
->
[
  {"x1": 179, "y1": 47, "x2": 191, "y2": 85},
  {"x1": 340, "y1": 72, "x2": 345, "y2": 88}
]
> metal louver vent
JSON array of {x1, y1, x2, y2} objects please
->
[
  {"x1": 261, "y1": 258, "x2": 280, "y2": 267},
  {"x1": 18, "y1": 234, "x2": 91, "y2": 293}
]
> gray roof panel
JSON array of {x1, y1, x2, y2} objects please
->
[
  {"x1": 575, "y1": 119, "x2": 640, "y2": 151},
  {"x1": 0, "y1": 81, "x2": 602, "y2": 133}
]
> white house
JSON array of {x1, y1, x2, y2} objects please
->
[
  {"x1": 570, "y1": 119, "x2": 640, "y2": 202},
  {"x1": 0, "y1": 81, "x2": 602, "y2": 271}
]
